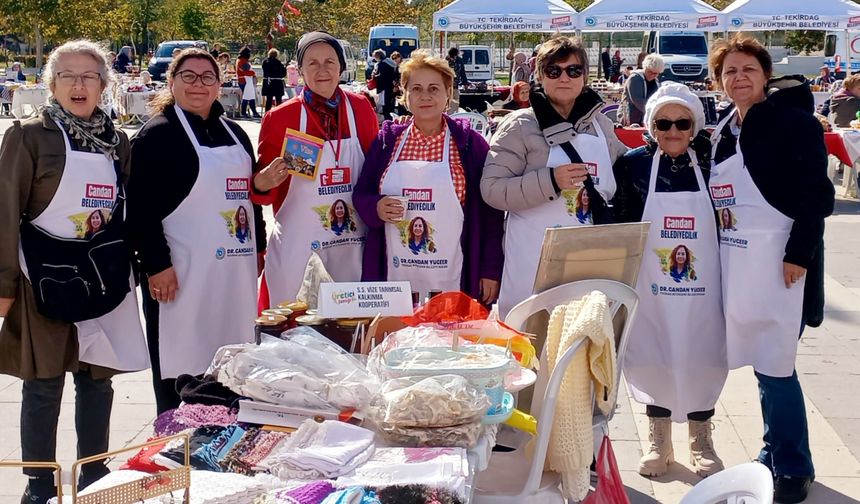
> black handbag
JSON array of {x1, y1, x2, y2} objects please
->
[{"x1": 20, "y1": 186, "x2": 131, "y2": 323}]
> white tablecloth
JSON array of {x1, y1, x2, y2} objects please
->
[
  {"x1": 11, "y1": 87, "x2": 48, "y2": 118},
  {"x1": 118, "y1": 90, "x2": 157, "y2": 116}
]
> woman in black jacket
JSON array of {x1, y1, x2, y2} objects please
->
[
  {"x1": 613, "y1": 83, "x2": 726, "y2": 479},
  {"x1": 262, "y1": 48, "x2": 287, "y2": 112},
  {"x1": 709, "y1": 34, "x2": 834, "y2": 504}
]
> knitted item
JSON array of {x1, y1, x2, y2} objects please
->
[
  {"x1": 154, "y1": 404, "x2": 238, "y2": 436},
  {"x1": 272, "y1": 480, "x2": 337, "y2": 504},
  {"x1": 545, "y1": 291, "x2": 617, "y2": 501}
]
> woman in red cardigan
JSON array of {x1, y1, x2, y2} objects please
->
[
  {"x1": 252, "y1": 32, "x2": 379, "y2": 311},
  {"x1": 236, "y1": 46, "x2": 260, "y2": 118}
]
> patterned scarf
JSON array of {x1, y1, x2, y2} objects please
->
[
  {"x1": 302, "y1": 87, "x2": 342, "y2": 140},
  {"x1": 45, "y1": 98, "x2": 121, "y2": 160}
]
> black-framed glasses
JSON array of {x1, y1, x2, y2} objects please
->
[
  {"x1": 175, "y1": 70, "x2": 218, "y2": 86},
  {"x1": 653, "y1": 118, "x2": 693, "y2": 131},
  {"x1": 55, "y1": 71, "x2": 101, "y2": 87},
  {"x1": 543, "y1": 63, "x2": 584, "y2": 80}
]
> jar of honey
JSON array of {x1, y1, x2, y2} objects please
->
[
  {"x1": 277, "y1": 301, "x2": 308, "y2": 328},
  {"x1": 254, "y1": 314, "x2": 289, "y2": 343},
  {"x1": 295, "y1": 314, "x2": 333, "y2": 340},
  {"x1": 331, "y1": 318, "x2": 372, "y2": 352}
]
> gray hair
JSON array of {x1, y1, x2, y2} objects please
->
[
  {"x1": 643, "y1": 53, "x2": 666, "y2": 73},
  {"x1": 43, "y1": 39, "x2": 114, "y2": 91}
]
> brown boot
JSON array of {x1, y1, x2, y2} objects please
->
[
  {"x1": 689, "y1": 420, "x2": 725, "y2": 478},
  {"x1": 639, "y1": 416, "x2": 674, "y2": 477}
]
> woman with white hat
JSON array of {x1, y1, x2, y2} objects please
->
[{"x1": 613, "y1": 82, "x2": 727, "y2": 479}]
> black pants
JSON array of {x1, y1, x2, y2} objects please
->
[
  {"x1": 382, "y1": 91, "x2": 396, "y2": 120},
  {"x1": 21, "y1": 370, "x2": 112, "y2": 479},
  {"x1": 141, "y1": 276, "x2": 181, "y2": 414},
  {"x1": 264, "y1": 95, "x2": 282, "y2": 112},
  {"x1": 646, "y1": 405, "x2": 714, "y2": 421}
]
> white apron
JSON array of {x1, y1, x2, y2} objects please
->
[
  {"x1": 498, "y1": 125, "x2": 616, "y2": 317},
  {"x1": 157, "y1": 106, "x2": 258, "y2": 378},
  {"x1": 709, "y1": 110, "x2": 805, "y2": 378},
  {"x1": 623, "y1": 149, "x2": 727, "y2": 421},
  {"x1": 242, "y1": 76, "x2": 257, "y2": 101},
  {"x1": 264, "y1": 95, "x2": 366, "y2": 305},
  {"x1": 380, "y1": 125, "x2": 464, "y2": 300},
  {"x1": 18, "y1": 122, "x2": 148, "y2": 372}
]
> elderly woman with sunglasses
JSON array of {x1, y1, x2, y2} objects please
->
[
  {"x1": 481, "y1": 35, "x2": 627, "y2": 317},
  {"x1": 612, "y1": 83, "x2": 727, "y2": 479},
  {"x1": 128, "y1": 49, "x2": 266, "y2": 414}
]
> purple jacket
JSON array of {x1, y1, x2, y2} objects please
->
[{"x1": 354, "y1": 116, "x2": 505, "y2": 300}]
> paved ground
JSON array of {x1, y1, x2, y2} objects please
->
[{"x1": 1, "y1": 115, "x2": 859, "y2": 502}]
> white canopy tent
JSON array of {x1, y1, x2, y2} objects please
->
[
  {"x1": 578, "y1": 0, "x2": 726, "y2": 32},
  {"x1": 432, "y1": 0, "x2": 579, "y2": 33},
  {"x1": 723, "y1": 0, "x2": 860, "y2": 31}
]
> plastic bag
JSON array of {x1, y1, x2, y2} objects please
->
[
  {"x1": 374, "y1": 420, "x2": 485, "y2": 449},
  {"x1": 582, "y1": 435, "x2": 632, "y2": 504},
  {"x1": 368, "y1": 375, "x2": 490, "y2": 428},
  {"x1": 401, "y1": 291, "x2": 488, "y2": 327},
  {"x1": 366, "y1": 325, "x2": 458, "y2": 379},
  {"x1": 211, "y1": 333, "x2": 376, "y2": 411},
  {"x1": 295, "y1": 253, "x2": 333, "y2": 309}
]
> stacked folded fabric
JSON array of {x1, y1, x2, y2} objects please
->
[{"x1": 266, "y1": 420, "x2": 376, "y2": 480}]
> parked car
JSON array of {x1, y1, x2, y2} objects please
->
[
  {"x1": 457, "y1": 45, "x2": 494, "y2": 82},
  {"x1": 365, "y1": 23, "x2": 418, "y2": 79},
  {"x1": 642, "y1": 31, "x2": 709, "y2": 82},
  {"x1": 147, "y1": 40, "x2": 208, "y2": 80},
  {"x1": 339, "y1": 40, "x2": 358, "y2": 83}
]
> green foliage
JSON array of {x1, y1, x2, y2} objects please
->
[
  {"x1": 178, "y1": 0, "x2": 209, "y2": 40},
  {"x1": 785, "y1": 30, "x2": 825, "y2": 55}
]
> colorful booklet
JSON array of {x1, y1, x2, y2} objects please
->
[{"x1": 281, "y1": 128, "x2": 325, "y2": 180}]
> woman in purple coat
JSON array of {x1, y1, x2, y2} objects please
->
[{"x1": 354, "y1": 50, "x2": 504, "y2": 304}]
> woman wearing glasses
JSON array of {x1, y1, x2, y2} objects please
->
[
  {"x1": 0, "y1": 40, "x2": 148, "y2": 502},
  {"x1": 128, "y1": 49, "x2": 266, "y2": 413},
  {"x1": 613, "y1": 83, "x2": 727, "y2": 479},
  {"x1": 481, "y1": 35, "x2": 627, "y2": 317}
]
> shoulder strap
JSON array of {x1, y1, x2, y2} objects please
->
[{"x1": 558, "y1": 141, "x2": 611, "y2": 224}]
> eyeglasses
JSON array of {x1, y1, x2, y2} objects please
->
[
  {"x1": 653, "y1": 118, "x2": 693, "y2": 132},
  {"x1": 543, "y1": 64, "x2": 584, "y2": 80},
  {"x1": 175, "y1": 70, "x2": 219, "y2": 86},
  {"x1": 55, "y1": 71, "x2": 101, "y2": 87}
]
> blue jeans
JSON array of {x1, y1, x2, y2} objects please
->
[{"x1": 755, "y1": 320, "x2": 814, "y2": 478}]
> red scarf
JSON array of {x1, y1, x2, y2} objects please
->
[{"x1": 302, "y1": 87, "x2": 342, "y2": 141}]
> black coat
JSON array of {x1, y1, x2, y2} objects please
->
[
  {"x1": 261, "y1": 57, "x2": 287, "y2": 97},
  {"x1": 713, "y1": 75, "x2": 835, "y2": 326}
]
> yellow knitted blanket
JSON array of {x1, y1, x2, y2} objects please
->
[{"x1": 545, "y1": 290, "x2": 617, "y2": 501}]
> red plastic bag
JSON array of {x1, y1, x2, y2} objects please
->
[
  {"x1": 367, "y1": 76, "x2": 377, "y2": 90},
  {"x1": 583, "y1": 435, "x2": 632, "y2": 504},
  {"x1": 400, "y1": 291, "x2": 488, "y2": 327}
]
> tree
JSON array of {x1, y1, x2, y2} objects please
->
[
  {"x1": 178, "y1": 0, "x2": 209, "y2": 40},
  {"x1": 785, "y1": 30, "x2": 825, "y2": 55}
]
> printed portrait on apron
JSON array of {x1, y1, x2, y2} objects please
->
[
  {"x1": 719, "y1": 207, "x2": 737, "y2": 231},
  {"x1": 70, "y1": 182, "x2": 117, "y2": 239},
  {"x1": 655, "y1": 244, "x2": 697, "y2": 283},
  {"x1": 314, "y1": 199, "x2": 358, "y2": 236},
  {"x1": 562, "y1": 187, "x2": 592, "y2": 225},
  {"x1": 219, "y1": 205, "x2": 253, "y2": 244}
]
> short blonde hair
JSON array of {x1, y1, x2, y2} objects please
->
[
  {"x1": 399, "y1": 49, "x2": 455, "y2": 103},
  {"x1": 43, "y1": 39, "x2": 113, "y2": 92},
  {"x1": 843, "y1": 73, "x2": 860, "y2": 91}
]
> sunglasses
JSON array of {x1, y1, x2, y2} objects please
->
[
  {"x1": 653, "y1": 118, "x2": 693, "y2": 132},
  {"x1": 543, "y1": 63, "x2": 584, "y2": 80}
]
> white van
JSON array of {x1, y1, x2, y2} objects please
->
[
  {"x1": 824, "y1": 32, "x2": 860, "y2": 75},
  {"x1": 339, "y1": 40, "x2": 357, "y2": 83},
  {"x1": 458, "y1": 45, "x2": 494, "y2": 82},
  {"x1": 642, "y1": 31, "x2": 709, "y2": 82},
  {"x1": 366, "y1": 23, "x2": 419, "y2": 79}
]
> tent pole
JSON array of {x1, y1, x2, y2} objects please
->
[{"x1": 846, "y1": 29, "x2": 852, "y2": 76}]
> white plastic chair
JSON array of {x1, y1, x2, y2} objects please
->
[
  {"x1": 472, "y1": 280, "x2": 639, "y2": 504},
  {"x1": 450, "y1": 111, "x2": 490, "y2": 138},
  {"x1": 679, "y1": 462, "x2": 774, "y2": 504}
]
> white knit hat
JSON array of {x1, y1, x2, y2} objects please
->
[{"x1": 643, "y1": 82, "x2": 706, "y2": 138}]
